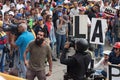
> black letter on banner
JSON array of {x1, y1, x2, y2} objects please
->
[
  {"x1": 74, "y1": 16, "x2": 86, "y2": 38},
  {"x1": 91, "y1": 20, "x2": 103, "y2": 43},
  {"x1": 109, "y1": 65, "x2": 120, "y2": 80}
]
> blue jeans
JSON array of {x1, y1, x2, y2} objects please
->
[
  {"x1": 95, "y1": 44, "x2": 104, "y2": 57},
  {"x1": 14, "y1": 51, "x2": 27, "y2": 78},
  {"x1": 56, "y1": 33, "x2": 66, "y2": 56},
  {"x1": 18, "y1": 61, "x2": 27, "y2": 78},
  {"x1": 0, "y1": 45, "x2": 5, "y2": 72},
  {"x1": 106, "y1": 30, "x2": 113, "y2": 44},
  {"x1": 95, "y1": 70, "x2": 107, "y2": 78}
]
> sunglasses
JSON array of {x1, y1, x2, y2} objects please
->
[
  {"x1": 49, "y1": 18, "x2": 52, "y2": 19},
  {"x1": 114, "y1": 48, "x2": 119, "y2": 50}
]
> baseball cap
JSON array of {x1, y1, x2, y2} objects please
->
[
  {"x1": 58, "y1": 12, "x2": 62, "y2": 17},
  {"x1": 38, "y1": 16, "x2": 43, "y2": 21},
  {"x1": 17, "y1": 13, "x2": 22, "y2": 17},
  {"x1": 9, "y1": 11, "x2": 14, "y2": 16},
  {"x1": 103, "y1": 50, "x2": 111, "y2": 55},
  {"x1": 44, "y1": 0, "x2": 48, "y2": 3}
]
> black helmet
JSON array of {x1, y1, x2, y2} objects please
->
[{"x1": 75, "y1": 38, "x2": 88, "y2": 52}]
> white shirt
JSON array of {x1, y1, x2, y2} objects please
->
[
  {"x1": 2, "y1": 4, "x2": 10, "y2": 12},
  {"x1": 70, "y1": 7, "x2": 79, "y2": 17},
  {"x1": 94, "y1": 58, "x2": 108, "y2": 72},
  {"x1": 16, "y1": 4, "x2": 24, "y2": 10}
]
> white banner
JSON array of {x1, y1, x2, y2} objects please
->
[
  {"x1": 104, "y1": 6, "x2": 117, "y2": 17},
  {"x1": 90, "y1": 18, "x2": 107, "y2": 45},
  {"x1": 108, "y1": 65, "x2": 120, "y2": 80},
  {"x1": 73, "y1": 15, "x2": 88, "y2": 39}
]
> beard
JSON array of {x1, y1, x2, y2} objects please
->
[{"x1": 35, "y1": 38, "x2": 44, "y2": 46}]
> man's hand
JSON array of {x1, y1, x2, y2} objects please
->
[
  {"x1": 24, "y1": 60, "x2": 29, "y2": 67},
  {"x1": 108, "y1": 62, "x2": 111, "y2": 65},
  {"x1": 64, "y1": 42, "x2": 70, "y2": 49},
  {"x1": 46, "y1": 70, "x2": 52, "y2": 77},
  {"x1": 118, "y1": 64, "x2": 120, "y2": 67}
]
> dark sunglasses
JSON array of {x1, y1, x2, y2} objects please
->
[
  {"x1": 49, "y1": 18, "x2": 52, "y2": 19},
  {"x1": 114, "y1": 48, "x2": 119, "y2": 50}
]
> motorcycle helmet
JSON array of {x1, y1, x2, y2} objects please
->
[{"x1": 75, "y1": 38, "x2": 88, "y2": 52}]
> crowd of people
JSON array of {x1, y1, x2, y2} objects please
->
[{"x1": 0, "y1": 0, "x2": 120, "y2": 80}]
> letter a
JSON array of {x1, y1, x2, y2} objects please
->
[{"x1": 91, "y1": 20, "x2": 103, "y2": 43}]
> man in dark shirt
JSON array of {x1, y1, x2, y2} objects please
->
[
  {"x1": 108, "y1": 42, "x2": 120, "y2": 66},
  {"x1": 34, "y1": 16, "x2": 49, "y2": 38},
  {"x1": 60, "y1": 38, "x2": 91, "y2": 80}
]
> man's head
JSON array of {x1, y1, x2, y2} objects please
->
[
  {"x1": 5, "y1": 0, "x2": 10, "y2": 5},
  {"x1": 73, "y1": 1, "x2": 78, "y2": 8},
  {"x1": 92, "y1": 3, "x2": 100, "y2": 12},
  {"x1": 75, "y1": 38, "x2": 88, "y2": 53},
  {"x1": 38, "y1": 16, "x2": 43, "y2": 25},
  {"x1": 103, "y1": 50, "x2": 111, "y2": 60},
  {"x1": 18, "y1": 23, "x2": 27, "y2": 33},
  {"x1": 35, "y1": 30, "x2": 45, "y2": 46}
]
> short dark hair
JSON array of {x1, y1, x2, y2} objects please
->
[
  {"x1": 37, "y1": 30, "x2": 45, "y2": 37},
  {"x1": 94, "y1": 3, "x2": 100, "y2": 8}
]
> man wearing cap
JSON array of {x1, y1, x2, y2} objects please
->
[
  {"x1": 108, "y1": 42, "x2": 120, "y2": 66},
  {"x1": 94, "y1": 50, "x2": 111, "y2": 78},
  {"x1": 34, "y1": 16, "x2": 49, "y2": 38}
]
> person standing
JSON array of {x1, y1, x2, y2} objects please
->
[
  {"x1": 60, "y1": 38, "x2": 91, "y2": 80},
  {"x1": 56, "y1": 12, "x2": 68, "y2": 58},
  {"x1": 24, "y1": 30, "x2": 52, "y2": 80},
  {"x1": 45, "y1": 14, "x2": 57, "y2": 61},
  {"x1": 112, "y1": 10, "x2": 120, "y2": 42},
  {"x1": 10, "y1": 23, "x2": 35, "y2": 78}
]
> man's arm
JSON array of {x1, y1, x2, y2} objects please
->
[
  {"x1": 10, "y1": 34, "x2": 18, "y2": 48},
  {"x1": 47, "y1": 55, "x2": 52, "y2": 75},
  {"x1": 46, "y1": 46, "x2": 53, "y2": 76},
  {"x1": 60, "y1": 42, "x2": 76, "y2": 66},
  {"x1": 23, "y1": 48, "x2": 29, "y2": 66}
]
